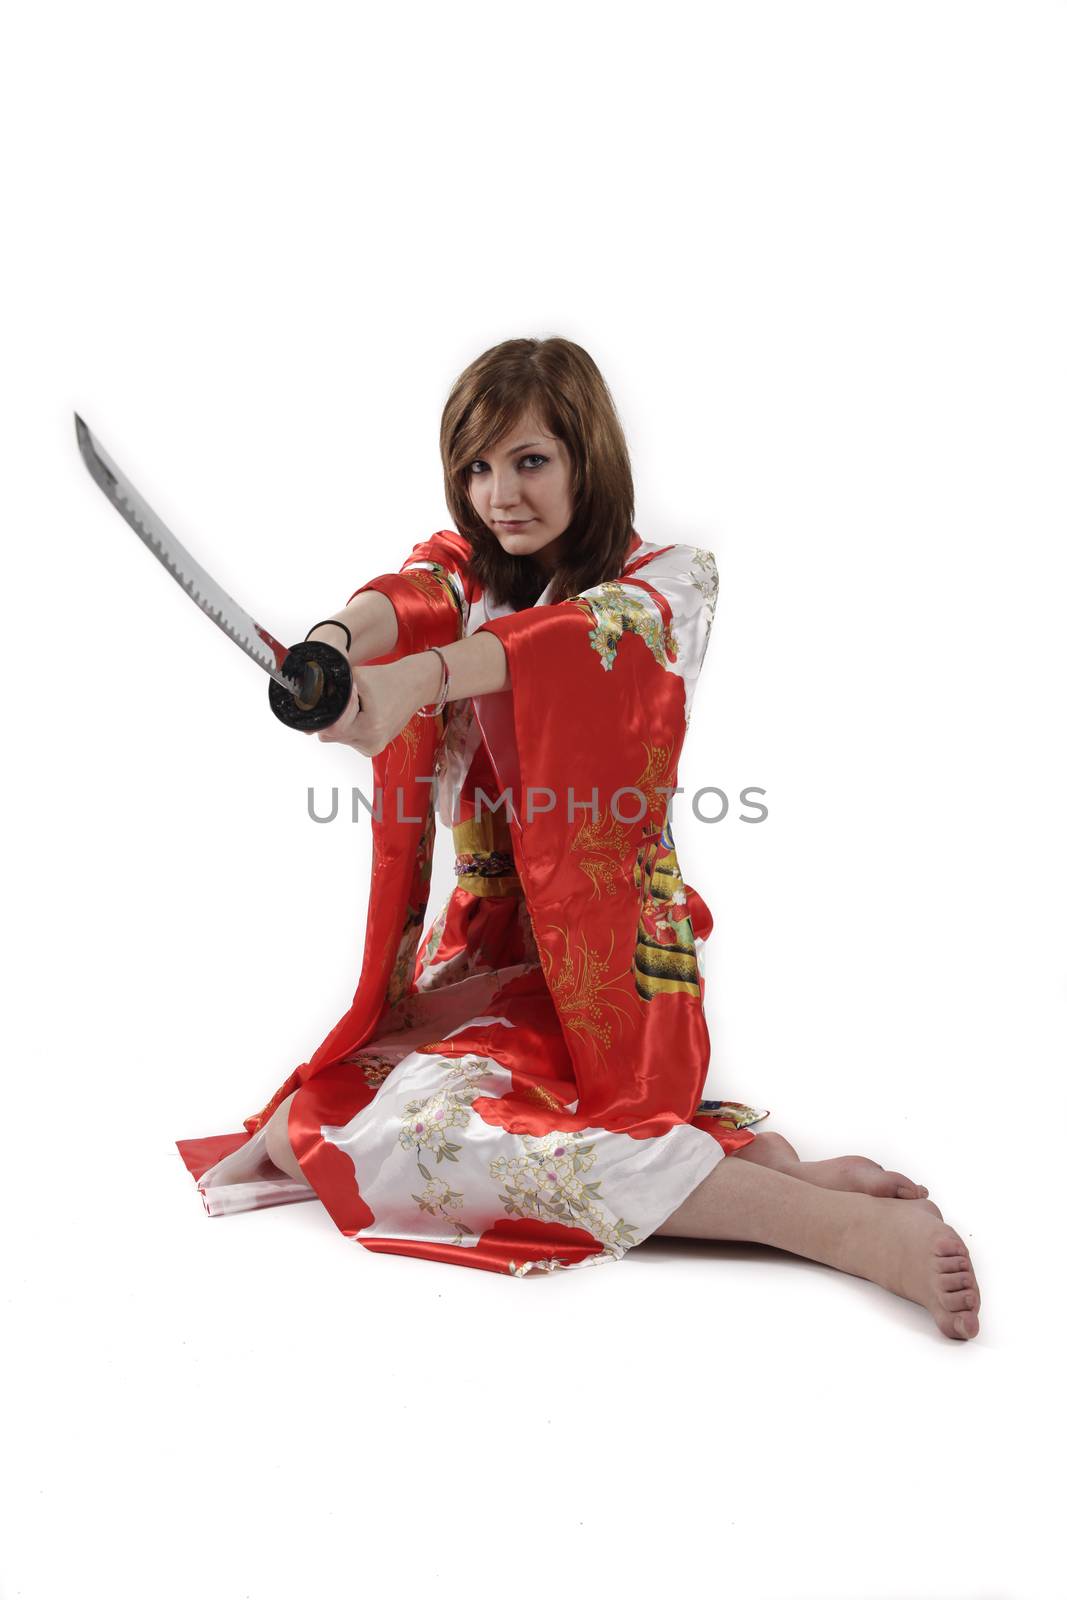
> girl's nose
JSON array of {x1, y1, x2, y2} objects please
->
[{"x1": 490, "y1": 475, "x2": 521, "y2": 512}]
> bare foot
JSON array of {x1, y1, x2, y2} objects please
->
[
  {"x1": 844, "y1": 1194, "x2": 981, "y2": 1339},
  {"x1": 735, "y1": 1135, "x2": 931, "y2": 1202},
  {"x1": 795, "y1": 1154, "x2": 930, "y2": 1202}
]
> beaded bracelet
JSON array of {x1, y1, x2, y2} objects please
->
[
  {"x1": 304, "y1": 619, "x2": 353, "y2": 651},
  {"x1": 415, "y1": 646, "x2": 450, "y2": 718}
]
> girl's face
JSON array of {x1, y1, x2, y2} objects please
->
[{"x1": 466, "y1": 410, "x2": 575, "y2": 573}]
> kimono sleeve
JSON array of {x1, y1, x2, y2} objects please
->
[
  {"x1": 238, "y1": 532, "x2": 477, "y2": 1135},
  {"x1": 476, "y1": 541, "x2": 720, "y2": 783},
  {"x1": 349, "y1": 529, "x2": 476, "y2": 656},
  {"x1": 471, "y1": 544, "x2": 723, "y2": 1137}
]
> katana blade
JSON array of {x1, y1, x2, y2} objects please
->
[{"x1": 74, "y1": 413, "x2": 303, "y2": 696}]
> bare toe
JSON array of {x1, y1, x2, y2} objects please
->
[
  {"x1": 801, "y1": 1155, "x2": 934, "y2": 1202},
  {"x1": 938, "y1": 1271, "x2": 974, "y2": 1294},
  {"x1": 864, "y1": 1209, "x2": 983, "y2": 1340},
  {"x1": 938, "y1": 1247, "x2": 980, "y2": 1310},
  {"x1": 930, "y1": 1228, "x2": 981, "y2": 1338},
  {"x1": 882, "y1": 1169, "x2": 928, "y2": 1199}
]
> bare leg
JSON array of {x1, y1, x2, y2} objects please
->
[
  {"x1": 652, "y1": 1156, "x2": 980, "y2": 1340},
  {"x1": 731, "y1": 1129, "x2": 930, "y2": 1201}
]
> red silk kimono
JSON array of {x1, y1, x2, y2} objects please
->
[{"x1": 176, "y1": 529, "x2": 768, "y2": 1276}]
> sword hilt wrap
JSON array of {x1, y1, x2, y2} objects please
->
[{"x1": 268, "y1": 639, "x2": 356, "y2": 731}]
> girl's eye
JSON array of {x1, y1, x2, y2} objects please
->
[{"x1": 469, "y1": 454, "x2": 548, "y2": 475}]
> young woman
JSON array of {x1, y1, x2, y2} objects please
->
[{"x1": 177, "y1": 336, "x2": 980, "y2": 1340}]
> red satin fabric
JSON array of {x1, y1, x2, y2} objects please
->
[
  {"x1": 176, "y1": 528, "x2": 761, "y2": 1273},
  {"x1": 474, "y1": 601, "x2": 711, "y2": 1138},
  {"x1": 237, "y1": 537, "x2": 473, "y2": 1136},
  {"x1": 349, "y1": 529, "x2": 476, "y2": 655}
]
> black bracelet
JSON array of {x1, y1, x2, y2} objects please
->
[{"x1": 304, "y1": 619, "x2": 352, "y2": 651}]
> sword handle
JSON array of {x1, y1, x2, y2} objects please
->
[{"x1": 268, "y1": 639, "x2": 357, "y2": 731}]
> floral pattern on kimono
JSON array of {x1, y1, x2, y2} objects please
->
[{"x1": 176, "y1": 528, "x2": 769, "y2": 1277}]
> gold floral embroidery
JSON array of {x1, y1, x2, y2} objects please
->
[
  {"x1": 398, "y1": 718, "x2": 424, "y2": 768},
  {"x1": 390, "y1": 706, "x2": 449, "y2": 781},
  {"x1": 633, "y1": 740, "x2": 676, "y2": 832},
  {"x1": 571, "y1": 807, "x2": 631, "y2": 898},
  {"x1": 541, "y1": 922, "x2": 634, "y2": 1057},
  {"x1": 570, "y1": 739, "x2": 675, "y2": 896},
  {"x1": 574, "y1": 581, "x2": 678, "y2": 671},
  {"x1": 400, "y1": 563, "x2": 463, "y2": 627},
  {"x1": 522, "y1": 1082, "x2": 566, "y2": 1111}
]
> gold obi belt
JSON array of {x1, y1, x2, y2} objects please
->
[{"x1": 451, "y1": 809, "x2": 523, "y2": 899}]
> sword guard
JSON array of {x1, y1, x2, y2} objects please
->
[{"x1": 268, "y1": 640, "x2": 356, "y2": 731}]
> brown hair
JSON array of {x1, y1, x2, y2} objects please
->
[{"x1": 440, "y1": 336, "x2": 636, "y2": 610}]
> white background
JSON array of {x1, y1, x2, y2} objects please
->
[{"x1": 2, "y1": 3, "x2": 1064, "y2": 1597}]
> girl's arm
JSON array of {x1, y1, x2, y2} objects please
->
[
  {"x1": 403, "y1": 630, "x2": 510, "y2": 702},
  {"x1": 306, "y1": 592, "x2": 508, "y2": 698},
  {"x1": 305, "y1": 589, "x2": 399, "y2": 662},
  {"x1": 313, "y1": 629, "x2": 509, "y2": 755}
]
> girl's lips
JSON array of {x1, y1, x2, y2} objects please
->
[{"x1": 497, "y1": 520, "x2": 533, "y2": 529}]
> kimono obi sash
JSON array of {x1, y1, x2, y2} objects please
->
[
  {"x1": 451, "y1": 805, "x2": 523, "y2": 899},
  {"x1": 448, "y1": 704, "x2": 523, "y2": 899}
]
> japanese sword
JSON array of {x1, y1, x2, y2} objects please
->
[{"x1": 73, "y1": 414, "x2": 356, "y2": 731}]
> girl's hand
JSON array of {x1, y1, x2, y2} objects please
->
[{"x1": 314, "y1": 655, "x2": 441, "y2": 757}]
